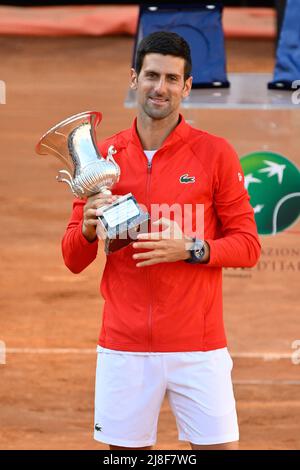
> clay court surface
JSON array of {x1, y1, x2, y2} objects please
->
[{"x1": 0, "y1": 35, "x2": 299, "y2": 450}]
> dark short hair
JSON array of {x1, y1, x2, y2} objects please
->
[{"x1": 135, "y1": 31, "x2": 192, "y2": 81}]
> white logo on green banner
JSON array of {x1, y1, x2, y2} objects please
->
[{"x1": 240, "y1": 151, "x2": 300, "y2": 235}]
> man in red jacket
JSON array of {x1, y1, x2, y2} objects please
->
[{"x1": 62, "y1": 31, "x2": 261, "y2": 450}]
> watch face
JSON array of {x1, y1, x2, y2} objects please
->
[
  {"x1": 184, "y1": 238, "x2": 205, "y2": 264},
  {"x1": 195, "y1": 247, "x2": 204, "y2": 259}
]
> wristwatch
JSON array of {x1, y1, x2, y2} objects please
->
[{"x1": 184, "y1": 237, "x2": 206, "y2": 264}]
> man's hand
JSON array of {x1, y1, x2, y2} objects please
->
[
  {"x1": 82, "y1": 192, "x2": 118, "y2": 242},
  {"x1": 132, "y1": 217, "x2": 194, "y2": 267}
]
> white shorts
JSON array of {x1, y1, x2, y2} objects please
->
[{"x1": 94, "y1": 346, "x2": 239, "y2": 448}]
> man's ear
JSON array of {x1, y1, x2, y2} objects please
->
[
  {"x1": 130, "y1": 68, "x2": 138, "y2": 90},
  {"x1": 182, "y1": 76, "x2": 193, "y2": 99}
]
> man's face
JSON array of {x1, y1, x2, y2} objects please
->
[{"x1": 130, "y1": 53, "x2": 192, "y2": 120}]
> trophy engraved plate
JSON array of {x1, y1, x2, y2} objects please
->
[
  {"x1": 36, "y1": 111, "x2": 149, "y2": 254},
  {"x1": 98, "y1": 193, "x2": 149, "y2": 254}
]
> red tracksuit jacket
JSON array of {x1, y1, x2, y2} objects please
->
[{"x1": 62, "y1": 116, "x2": 261, "y2": 352}]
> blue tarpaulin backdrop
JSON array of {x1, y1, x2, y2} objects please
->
[{"x1": 133, "y1": 4, "x2": 230, "y2": 89}]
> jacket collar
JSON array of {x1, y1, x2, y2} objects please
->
[{"x1": 129, "y1": 113, "x2": 191, "y2": 152}]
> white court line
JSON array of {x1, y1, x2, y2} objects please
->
[
  {"x1": 5, "y1": 348, "x2": 293, "y2": 360},
  {"x1": 5, "y1": 349, "x2": 299, "y2": 385},
  {"x1": 6, "y1": 348, "x2": 96, "y2": 354},
  {"x1": 231, "y1": 352, "x2": 293, "y2": 360},
  {"x1": 234, "y1": 380, "x2": 300, "y2": 385}
]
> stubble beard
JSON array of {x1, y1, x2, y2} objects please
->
[{"x1": 142, "y1": 97, "x2": 174, "y2": 121}]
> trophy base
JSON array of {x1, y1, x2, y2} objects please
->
[{"x1": 97, "y1": 193, "x2": 150, "y2": 255}]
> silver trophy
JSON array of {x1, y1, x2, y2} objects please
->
[{"x1": 36, "y1": 111, "x2": 149, "y2": 254}]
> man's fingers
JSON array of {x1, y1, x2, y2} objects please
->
[
  {"x1": 95, "y1": 207, "x2": 103, "y2": 217},
  {"x1": 137, "y1": 229, "x2": 177, "y2": 241},
  {"x1": 88, "y1": 191, "x2": 112, "y2": 200},
  {"x1": 84, "y1": 218, "x2": 98, "y2": 227},
  {"x1": 132, "y1": 241, "x2": 161, "y2": 250},
  {"x1": 90, "y1": 195, "x2": 117, "y2": 209},
  {"x1": 83, "y1": 195, "x2": 119, "y2": 233},
  {"x1": 84, "y1": 208, "x2": 97, "y2": 218},
  {"x1": 85, "y1": 193, "x2": 118, "y2": 208},
  {"x1": 133, "y1": 249, "x2": 164, "y2": 260}
]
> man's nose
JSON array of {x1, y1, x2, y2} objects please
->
[{"x1": 154, "y1": 77, "x2": 167, "y2": 94}]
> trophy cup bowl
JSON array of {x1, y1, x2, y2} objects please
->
[{"x1": 36, "y1": 111, "x2": 149, "y2": 254}]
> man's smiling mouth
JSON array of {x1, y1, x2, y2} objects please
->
[{"x1": 149, "y1": 96, "x2": 169, "y2": 105}]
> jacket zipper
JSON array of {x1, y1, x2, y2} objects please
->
[{"x1": 146, "y1": 160, "x2": 153, "y2": 351}]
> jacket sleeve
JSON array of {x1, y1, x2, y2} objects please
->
[
  {"x1": 206, "y1": 140, "x2": 261, "y2": 268},
  {"x1": 61, "y1": 198, "x2": 99, "y2": 274}
]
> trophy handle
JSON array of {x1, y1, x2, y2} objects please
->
[
  {"x1": 57, "y1": 169, "x2": 111, "y2": 197},
  {"x1": 106, "y1": 145, "x2": 117, "y2": 165},
  {"x1": 106, "y1": 145, "x2": 120, "y2": 185},
  {"x1": 56, "y1": 169, "x2": 73, "y2": 185},
  {"x1": 56, "y1": 169, "x2": 84, "y2": 196}
]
